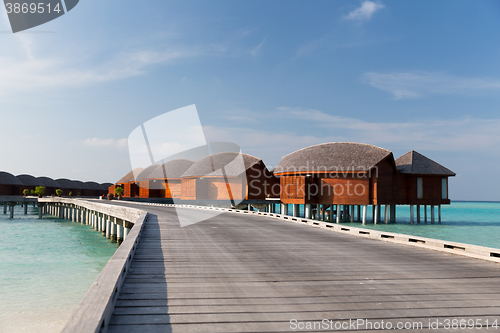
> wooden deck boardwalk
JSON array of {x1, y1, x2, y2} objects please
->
[{"x1": 107, "y1": 203, "x2": 500, "y2": 332}]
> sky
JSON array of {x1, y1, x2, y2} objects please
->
[{"x1": 1, "y1": 0, "x2": 500, "y2": 200}]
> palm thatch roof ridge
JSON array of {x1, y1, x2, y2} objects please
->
[
  {"x1": 274, "y1": 142, "x2": 392, "y2": 174},
  {"x1": 135, "y1": 165, "x2": 161, "y2": 182},
  {"x1": 0, "y1": 171, "x2": 24, "y2": 185},
  {"x1": 182, "y1": 153, "x2": 261, "y2": 178},
  {"x1": 16, "y1": 174, "x2": 44, "y2": 187},
  {"x1": 37, "y1": 177, "x2": 61, "y2": 188},
  {"x1": 116, "y1": 167, "x2": 144, "y2": 184},
  {"x1": 147, "y1": 159, "x2": 195, "y2": 179},
  {"x1": 395, "y1": 151, "x2": 456, "y2": 176}
]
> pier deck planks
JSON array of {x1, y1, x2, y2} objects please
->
[{"x1": 107, "y1": 204, "x2": 500, "y2": 332}]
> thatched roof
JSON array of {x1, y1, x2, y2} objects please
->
[
  {"x1": 0, "y1": 171, "x2": 24, "y2": 185},
  {"x1": 146, "y1": 159, "x2": 195, "y2": 179},
  {"x1": 86, "y1": 181, "x2": 105, "y2": 190},
  {"x1": 182, "y1": 153, "x2": 261, "y2": 178},
  {"x1": 274, "y1": 142, "x2": 392, "y2": 174},
  {"x1": 135, "y1": 165, "x2": 160, "y2": 181},
  {"x1": 16, "y1": 174, "x2": 44, "y2": 187},
  {"x1": 395, "y1": 151, "x2": 455, "y2": 176},
  {"x1": 71, "y1": 180, "x2": 92, "y2": 190},
  {"x1": 55, "y1": 178, "x2": 84, "y2": 189},
  {"x1": 116, "y1": 167, "x2": 144, "y2": 184},
  {"x1": 37, "y1": 177, "x2": 61, "y2": 188}
]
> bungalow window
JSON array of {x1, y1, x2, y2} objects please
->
[
  {"x1": 442, "y1": 178, "x2": 448, "y2": 199},
  {"x1": 417, "y1": 177, "x2": 423, "y2": 199}
]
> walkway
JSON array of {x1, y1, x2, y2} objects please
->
[{"x1": 107, "y1": 203, "x2": 500, "y2": 332}]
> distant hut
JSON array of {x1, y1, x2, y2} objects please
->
[
  {"x1": 85, "y1": 181, "x2": 107, "y2": 197},
  {"x1": 144, "y1": 159, "x2": 195, "y2": 199},
  {"x1": 37, "y1": 177, "x2": 62, "y2": 196},
  {"x1": 134, "y1": 165, "x2": 161, "y2": 198},
  {"x1": 0, "y1": 171, "x2": 24, "y2": 196},
  {"x1": 395, "y1": 150, "x2": 455, "y2": 206},
  {"x1": 113, "y1": 167, "x2": 144, "y2": 197},
  {"x1": 181, "y1": 153, "x2": 277, "y2": 201},
  {"x1": 71, "y1": 180, "x2": 92, "y2": 196},
  {"x1": 16, "y1": 174, "x2": 45, "y2": 195},
  {"x1": 273, "y1": 142, "x2": 396, "y2": 222},
  {"x1": 55, "y1": 179, "x2": 83, "y2": 196}
]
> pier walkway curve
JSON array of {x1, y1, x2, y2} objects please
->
[{"x1": 103, "y1": 202, "x2": 500, "y2": 333}]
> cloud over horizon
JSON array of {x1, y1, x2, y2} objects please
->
[{"x1": 363, "y1": 71, "x2": 500, "y2": 99}]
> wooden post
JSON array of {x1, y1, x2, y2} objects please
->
[
  {"x1": 410, "y1": 205, "x2": 414, "y2": 224},
  {"x1": 384, "y1": 205, "x2": 389, "y2": 224},
  {"x1": 316, "y1": 205, "x2": 321, "y2": 220},
  {"x1": 362, "y1": 205, "x2": 367, "y2": 225},
  {"x1": 3, "y1": 204, "x2": 6, "y2": 214},
  {"x1": 9, "y1": 203, "x2": 15, "y2": 219},
  {"x1": 417, "y1": 205, "x2": 420, "y2": 223},
  {"x1": 390, "y1": 205, "x2": 396, "y2": 223},
  {"x1": 374, "y1": 205, "x2": 379, "y2": 224},
  {"x1": 424, "y1": 205, "x2": 427, "y2": 222},
  {"x1": 24, "y1": 204, "x2": 28, "y2": 215},
  {"x1": 351, "y1": 205, "x2": 354, "y2": 223},
  {"x1": 438, "y1": 205, "x2": 441, "y2": 223},
  {"x1": 305, "y1": 204, "x2": 311, "y2": 219},
  {"x1": 357, "y1": 205, "x2": 361, "y2": 222},
  {"x1": 431, "y1": 205, "x2": 435, "y2": 224},
  {"x1": 336, "y1": 204, "x2": 340, "y2": 223}
]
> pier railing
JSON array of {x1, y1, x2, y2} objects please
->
[{"x1": 38, "y1": 198, "x2": 148, "y2": 333}]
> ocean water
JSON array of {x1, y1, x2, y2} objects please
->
[
  {"x1": 339, "y1": 201, "x2": 500, "y2": 249},
  {"x1": 0, "y1": 204, "x2": 117, "y2": 333},
  {"x1": 271, "y1": 202, "x2": 500, "y2": 249}
]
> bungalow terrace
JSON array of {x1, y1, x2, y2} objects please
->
[
  {"x1": 273, "y1": 142, "x2": 455, "y2": 224},
  {"x1": 180, "y1": 152, "x2": 278, "y2": 202}
]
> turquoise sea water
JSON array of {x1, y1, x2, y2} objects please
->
[
  {"x1": 340, "y1": 201, "x2": 500, "y2": 249},
  {"x1": 0, "y1": 205, "x2": 117, "y2": 333},
  {"x1": 273, "y1": 201, "x2": 500, "y2": 249}
]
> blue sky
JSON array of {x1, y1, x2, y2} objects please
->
[{"x1": 1, "y1": 0, "x2": 500, "y2": 200}]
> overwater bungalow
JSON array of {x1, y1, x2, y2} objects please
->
[
  {"x1": 110, "y1": 167, "x2": 144, "y2": 197},
  {"x1": 180, "y1": 152, "x2": 278, "y2": 202},
  {"x1": 16, "y1": 174, "x2": 45, "y2": 195},
  {"x1": 143, "y1": 159, "x2": 195, "y2": 199},
  {"x1": 273, "y1": 142, "x2": 455, "y2": 223},
  {"x1": 37, "y1": 177, "x2": 62, "y2": 196},
  {"x1": 0, "y1": 171, "x2": 24, "y2": 196}
]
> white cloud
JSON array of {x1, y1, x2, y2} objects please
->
[
  {"x1": 250, "y1": 37, "x2": 266, "y2": 58},
  {"x1": 343, "y1": 1, "x2": 385, "y2": 22},
  {"x1": 83, "y1": 138, "x2": 128, "y2": 149},
  {"x1": 363, "y1": 71, "x2": 500, "y2": 99},
  {"x1": 204, "y1": 107, "x2": 500, "y2": 167},
  {"x1": 0, "y1": 45, "x2": 200, "y2": 96}
]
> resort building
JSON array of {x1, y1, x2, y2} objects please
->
[
  {"x1": 273, "y1": 142, "x2": 455, "y2": 223},
  {"x1": 144, "y1": 159, "x2": 195, "y2": 199},
  {"x1": 180, "y1": 152, "x2": 278, "y2": 202},
  {"x1": 16, "y1": 174, "x2": 45, "y2": 195},
  {"x1": 0, "y1": 171, "x2": 24, "y2": 196}
]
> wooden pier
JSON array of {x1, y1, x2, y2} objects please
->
[{"x1": 95, "y1": 202, "x2": 500, "y2": 333}]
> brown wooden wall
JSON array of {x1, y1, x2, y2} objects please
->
[
  {"x1": 280, "y1": 175, "x2": 306, "y2": 204},
  {"x1": 181, "y1": 178, "x2": 197, "y2": 200},
  {"x1": 319, "y1": 177, "x2": 370, "y2": 205}
]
